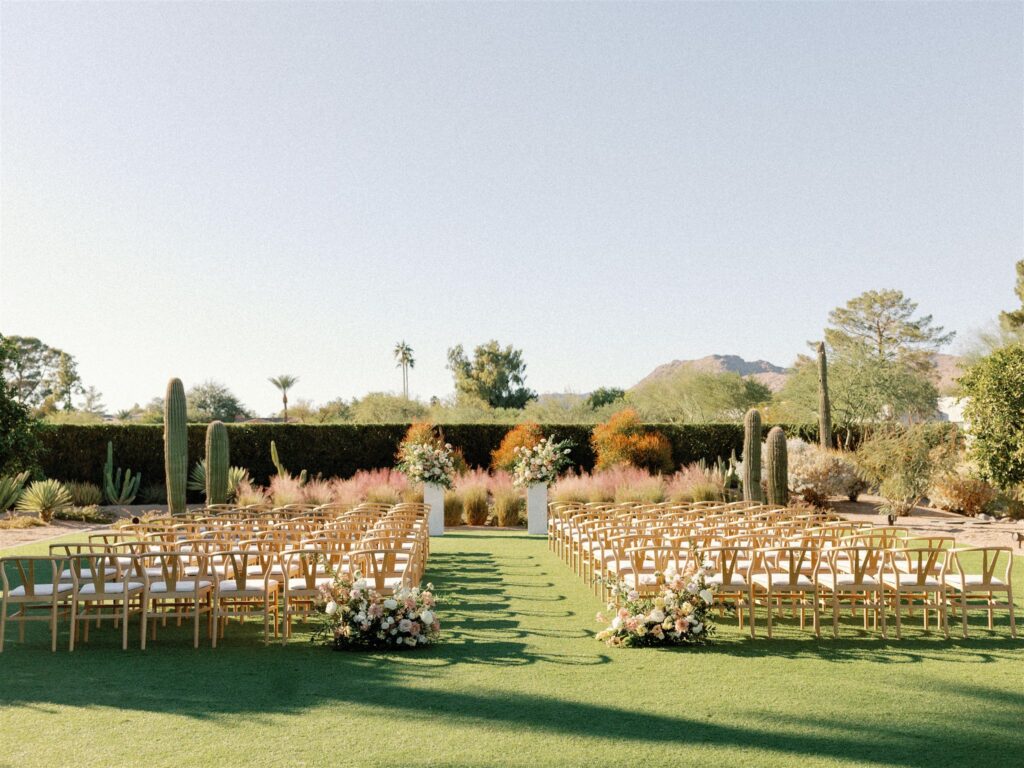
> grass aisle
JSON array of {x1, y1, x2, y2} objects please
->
[{"x1": 0, "y1": 530, "x2": 1022, "y2": 767}]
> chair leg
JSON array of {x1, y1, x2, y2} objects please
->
[
  {"x1": 194, "y1": 599, "x2": 201, "y2": 649},
  {"x1": 812, "y1": 591, "x2": 820, "y2": 638},
  {"x1": 879, "y1": 591, "x2": 887, "y2": 640},
  {"x1": 894, "y1": 591, "x2": 901, "y2": 640},
  {"x1": 140, "y1": 599, "x2": 148, "y2": 652},
  {"x1": 69, "y1": 602, "x2": 77, "y2": 652},
  {"x1": 0, "y1": 600, "x2": 6, "y2": 653},
  {"x1": 940, "y1": 590, "x2": 949, "y2": 639},
  {"x1": 987, "y1": 591, "x2": 994, "y2": 630},
  {"x1": 832, "y1": 593, "x2": 839, "y2": 639},
  {"x1": 51, "y1": 600, "x2": 59, "y2": 652},
  {"x1": 1007, "y1": 587, "x2": 1017, "y2": 639},
  {"x1": 122, "y1": 599, "x2": 130, "y2": 651}
]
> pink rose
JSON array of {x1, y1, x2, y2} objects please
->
[{"x1": 674, "y1": 618, "x2": 687, "y2": 633}]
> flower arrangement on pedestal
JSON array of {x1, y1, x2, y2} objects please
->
[
  {"x1": 396, "y1": 439, "x2": 456, "y2": 489},
  {"x1": 595, "y1": 561, "x2": 717, "y2": 648},
  {"x1": 511, "y1": 436, "x2": 574, "y2": 488},
  {"x1": 313, "y1": 571, "x2": 441, "y2": 650}
]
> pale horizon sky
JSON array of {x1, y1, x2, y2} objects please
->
[{"x1": 1, "y1": 1, "x2": 1021, "y2": 416}]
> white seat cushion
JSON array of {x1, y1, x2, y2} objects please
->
[
  {"x1": 285, "y1": 576, "x2": 334, "y2": 591},
  {"x1": 60, "y1": 568, "x2": 116, "y2": 580},
  {"x1": 883, "y1": 574, "x2": 943, "y2": 589},
  {"x1": 215, "y1": 579, "x2": 278, "y2": 593},
  {"x1": 946, "y1": 575, "x2": 1007, "y2": 590},
  {"x1": 820, "y1": 574, "x2": 879, "y2": 588},
  {"x1": 10, "y1": 583, "x2": 74, "y2": 597},
  {"x1": 78, "y1": 582, "x2": 145, "y2": 595},
  {"x1": 707, "y1": 574, "x2": 749, "y2": 589},
  {"x1": 752, "y1": 573, "x2": 813, "y2": 589},
  {"x1": 149, "y1": 580, "x2": 212, "y2": 593}
]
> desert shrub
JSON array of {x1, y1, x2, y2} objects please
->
[
  {"x1": 443, "y1": 490, "x2": 464, "y2": 525},
  {"x1": 788, "y1": 442, "x2": 863, "y2": 507},
  {"x1": 139, "y1": 482, "x2": 167, "y2": 504},
  {"x1": 491, "y1": 423, "x2": 544, "y2": 471},
  {"x1": 0, "y1": 471, "x2": 30, "y2": 511},
  {"x1": 614, "y1": 474, "x2": 666, "y2": 503},
  {"x1": 591, "y1": 410, "x2": 673, "y2": 473},
  {"x1": 462, "y1": 485, "x2": 489, "y2": 525},
  {"x1": 66, "y1": 480, "x2": 103, "y2": 507},
  {"x1": 666, "y1": 461, "x2": 726, "y2": 503},
  {"x1": 550, "y1": 474, "x2": 590, "y2": 504},
  {"x1": 365, "y1": 485, "x2": 401, "y2": 505},
  {"x1": 401, "y1": 487, "x2": 424, "y2": 504},
  {"x1": 16, "y1": 479, "x2": 72, "y2": 523},
  {"x1": 855, "y1": 425, "x2": 960, "y2": 516},
  {"x1": 0, "y1": 515, "x2": 46, "y2": 530},
  {"x1": 493, "y1": 488, "x2": 525, "y2": 526},
  {"x1": 929, "y1": 467, "x2": 998, "y2": 516},
  {"x1": 269, "y1": 474, "x2": 305, "y2": 507},
  {"x1": 302, "y1": 478, "x2": 334, "y2": 506},
  {"x1": 234, "y1": 479, "x2": 269, "y2": 507},
  {"x1": 54, "y1": 505, "x2": 115, "y2": 524}
]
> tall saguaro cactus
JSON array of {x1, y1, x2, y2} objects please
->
[
  {"x1": 742, "y1": 408, "x2": 762, "y2": 502},
  {"x1": 205, "y1": 421, "x2": 230, "y2": 504},
  {"x1": 764, "y1": 426, "x2": 788, "y2": 506},
  {"x1": 817, "y1": 342, "x2": 832, "y2": 449},
  {"x1": 164, "y1": 378, "x2": 188, "y2": 515}
]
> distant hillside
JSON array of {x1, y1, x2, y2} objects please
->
[
  {"x1": 634, "y1": 352, "x2": 963, "y2": 395},
  {"x1": 634, "y1": 354, "x2": 789, "y2": 392}
]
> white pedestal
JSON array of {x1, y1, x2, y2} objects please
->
[
  {"x1": 527, "y1": 483, "x2": 548, "y2": 536},
  {"x1": 424, "y1": 483, "x2": 445, "y2": 537}
]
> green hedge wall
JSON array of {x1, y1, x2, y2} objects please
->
[{"x1": 37, "y1": 422, "x2": 835, "y2": 484}]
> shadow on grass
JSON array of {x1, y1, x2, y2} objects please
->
[{"x1": 2, "y1": 532, "x2": 1023, "y2": 767}]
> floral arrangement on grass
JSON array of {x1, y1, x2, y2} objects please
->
[
  {"x1": 512, "y1": 435, "x2": 574, "y2": 488},
  {"x1": 396, "y1": 440, "x2": 456, "y2": 489},
  {"x1": 595, "y1": 561, "x2": 717, "y2": 648},
  {"x1": 313, "y1": 571, "x2": 441, "y2": 650}
]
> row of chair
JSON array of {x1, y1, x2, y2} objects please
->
[
  {"x1": 548, "y1": 500, "x2": 1017, "y2": 639},
  {"x1": 0, "y1": 502, "x2": 430, "y2": 652}
]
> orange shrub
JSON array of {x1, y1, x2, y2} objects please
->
[
  {"x1": 591, "y1": 409, "x2": 674, "y2": 473},
  {"x1": 491, "y1": 422, "x2": 544, "y2": 471}
]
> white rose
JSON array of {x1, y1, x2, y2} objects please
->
[
  {"x1": 420, "y1": 610, "x2": 434, "y2": 626},
  {"x1": 699, "y1": 589, "x2": 714, "y2": 604},
  {"x1": 648, "y1": 608, "x2": 665, "y2": 624},
  {"x1": 325, "y1": 601, "x2": 338, "y2": 616},
  {"x1": 355, "y1": 612, "x2": 366, "y2": 623},
  {"x1": 355, "y1": 579, "x2": 368, "y2": 590},
  {"x1": 383, "y1": 598, "x2": 398, "y2": 610},
  {"x1": 611, "y1": 616, "x2": 623, "y2": 630},
  {"x1": 692, "y1": 622, "x2": 703, "y2": 634}
]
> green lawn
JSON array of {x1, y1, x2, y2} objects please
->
[{"x1": 1, "y1": 530, "x2": 1021, "y2": 768}]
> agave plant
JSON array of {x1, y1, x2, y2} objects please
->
[
  {"x1": 188, "y1": 460, "x2": 251, "y2": 501},
  {"x1": 16, "y1": 479, "x2": 73, "y2": 523},
  {"x1": 66, "y1": 481, "x2": 103, "y2": 507},
  {"x1": 0, "y1": 471, "x2": 30, "y2": 512}
]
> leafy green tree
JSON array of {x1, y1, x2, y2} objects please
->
[
  {"x1": 586, "y1": 387, "x2": 625, "y2": 410},
  {"x1": 447, "y1": 340, "x2": 537, "y2": 409},
  {"x1": 629, "y1": 370, "x2": 770, "y2": 423},
  {"x1": 959, "y1": 345, "x2": 1024, "y2": 489},
  {"x1": 268, "y1": 374, "x2": 299, "y2": 421},
  {"x1": 393, "y1": 341, "x2": 415, "y2": 399},
  {"x1": 0, "y1": 335, "x2": 67, "y2": 408},
  {"x1": 186, "y1": 380, "x2": 251, "y2": 422},
  {"x1": 349, "y1": 392, "x2": 428, "y2": 423},
  {"x1": 80, "y1": 385, "x2": 105, "y2": 415},
  {"x1": 53, "y1": 352, "x2": 83, "y2": 411},
  {"x1": 0, "y1": 334, "x2": 40, "y2": 473},
  {"x1": 998, "y1": 260, "x2": 1024, "y2": 333},
  {"x1": 825, "y1": 289, "x2": 954, "y2": 371},
  {"x1": 775, "y1": 348, "x2": 938, "y2": 439}
]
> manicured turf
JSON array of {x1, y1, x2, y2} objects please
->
[{"x1": 1, "y1": 530, "x2": 1021, "y2": 767}]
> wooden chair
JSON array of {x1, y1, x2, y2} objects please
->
[
  {"x1": 0, "y1": 556, "x2": 72, "y2": 652},
  {"x1": 816, "y1": 546, "x2": 886, "y2": 639},
  {"x1": 211, "y1": 550, "x2": 279, "y2": 646},
  {"x1": 946, "y1": 547, "x2": 1016, "y2": 638},
  {"x1": 883, "y1": 546, "x2": 949, "y2": 639},
  {"x1": 280, "y1": 547, "x2": 336, "y2": 640},
  {"x1": 750, "y1": 546, "x2": 821, "y2": 638},
  {"x1": 68, "y1": 551, "x2": 146, "y2": 651},
  {"x1": 140, "y1": 550, "x2": 213, "y2": 649}
]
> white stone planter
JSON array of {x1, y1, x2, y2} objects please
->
[
  {"x1": 424, "y1": 483, "x2": 445, "y2": 536},
  {"x1": 527, "y1": 483, "x2": 548, "y2": 536}
]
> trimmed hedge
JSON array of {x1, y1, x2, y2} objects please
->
[{"x1": 37, "y1": 422, "x2": 839, "y2": 485}]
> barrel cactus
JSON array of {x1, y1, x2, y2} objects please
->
[
  {"x1": 205, "y1": 421, "x2": 230, "y2": 504},
  {"x1": 764, "y1": 426, "x2": 788, "y2": 506},
  {"x1": 742, "y1": 408, "x2": 762, "y2": 502},
  {"x1": 817, "y1": 342, "x2": 832, "y2": 449},
  {"x1": 164, "y1": 378, "x2": 188, "y2": 515}
]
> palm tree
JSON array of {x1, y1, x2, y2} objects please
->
[
  {"x1": 268, "y1": 374, "x2": 299, "y2": 422},
  {"x1": 393, "y1": 341, "x2": 415, "y2": 399}
]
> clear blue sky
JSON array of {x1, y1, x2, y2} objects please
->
[{"x1": 1, "y1": 1, "x2": 1021, "y2": 416}]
